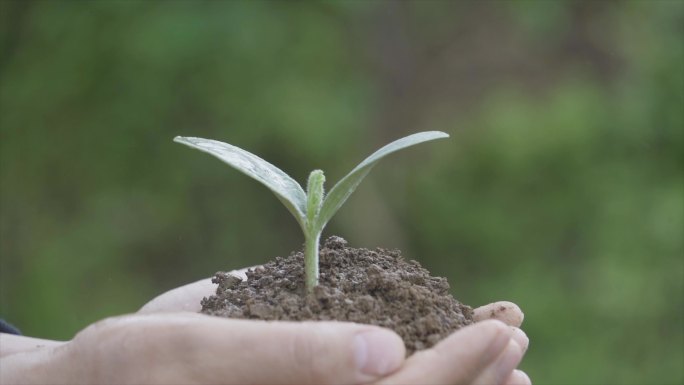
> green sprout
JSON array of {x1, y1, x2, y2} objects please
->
[{"x1": 174, "y1": 131, "x2": 449, "y2": 293}]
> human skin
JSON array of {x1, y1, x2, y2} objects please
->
[{"x1": 0, "y1": 269, "x2": 530, "y2": 385}]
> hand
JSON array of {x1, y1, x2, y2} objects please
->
[{"x1": 1, "y1": 269, "x2": 530, "y2": 385}]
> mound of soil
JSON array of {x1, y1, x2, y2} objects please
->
[{"x1": 201, "y1": 236, "x2": 473, "y2": 354}]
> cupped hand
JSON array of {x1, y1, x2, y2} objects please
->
[
  {"x1": 0, "y1": 269, "x2": 530, "y2": 385},
  {"x1": 139, "y1": 269, "x2": 531, "y2": 384}
]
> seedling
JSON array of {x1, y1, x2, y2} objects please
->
[{"x1": 174, "y1": 131, "x2": 449, "y2": 293}]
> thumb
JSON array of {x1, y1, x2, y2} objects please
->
[{"x1": 189, "y1": 316, "x2": 406, "y2": 385}]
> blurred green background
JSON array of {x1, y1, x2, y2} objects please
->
[{"x1": 1, "y1": 1, "x2": 682, "y2": 384}]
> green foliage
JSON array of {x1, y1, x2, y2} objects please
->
[
  {"x1": 1, "y1": 1, "x2": 682, "y2": 384},
  {"x1": 175, "y1": 132, "x2": 448, "y2": 291}
]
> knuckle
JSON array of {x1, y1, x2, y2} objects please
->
[
  {"x1": 72, "y1": 315, "x2": 191, "y2": 384},
  {"x1": 70, "y1": 316, "x2": 141, "y2": 383},
  {"x1": 73, "y1": 315, "x2": 124, "y2": 340}
]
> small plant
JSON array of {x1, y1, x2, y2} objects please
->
[{"x1": 174, "y1": 131, "x2": 448, "y2": 293}]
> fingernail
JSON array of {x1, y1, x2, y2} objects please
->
[{"x1": 354, "y1": 329, "x2": 404, "y2": 376}]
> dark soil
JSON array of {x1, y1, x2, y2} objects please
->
[{"x1": 201, "y1": 236, "x2": 473, "y2": 354}]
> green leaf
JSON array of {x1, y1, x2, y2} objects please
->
[
  {"x1": 315, "y1": 131, "x2": 449, "y2": 231},
  {"x1": 174, "y1": 136, "x2": 308, "y2": 226}
]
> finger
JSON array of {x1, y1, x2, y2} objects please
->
[
  {"x1": 504, "y1": 369, "x2": 532, "y2": 385},
  {"x1": 138, "y1": 278, "x2": 215, "y2": 313},
  {"x1": 0, "y1": 334, "x2": 66, "y2": 358},
  {"x1": 0, "y1": 346, "x2": 66, "y2": 384},
  {"x1": 73, "y1": 313, "x2": 406, "y2": 385},
  {"x1": 184, "y1": 315, "x2": 405, "y2": 385},
  {"x1": 138, "y1": 267, "x2": 252, "y2": 313},
  {"x1": 472, "y1": 339, "x2": 524, "y2": 385},
  {"x1": 378, "y1": 319, "x2": 512, "y2": 385},
  {"x1": 512, "y1": 327, "x2": 529, "y2": 354},
  {"x1": 473, "y1": 301, "x2": 524, "y2": 327}
]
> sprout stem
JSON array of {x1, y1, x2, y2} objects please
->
[
  {"x1": 304, "y1": 232, "x2": 320, "y2": 293},
  {"x1": 304, "y1": 170, "x2": 325, "y2": 293}
]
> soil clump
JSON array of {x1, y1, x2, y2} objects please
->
[{"x1": 201, "y1": 236, "x2": 473, "y2": 354}]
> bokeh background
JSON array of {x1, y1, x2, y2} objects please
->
[{"x1": 1, "y1": 1, "x2": 682, "y2": 384}]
